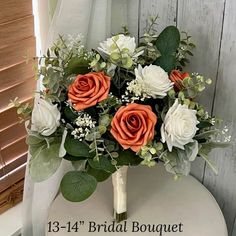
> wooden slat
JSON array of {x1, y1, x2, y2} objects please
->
[
  {"x1": 0, "y1": 153, "x2": 27, "y2": 177},
  {"x1": 127, "y1": 0, "x2": 140, "y2": 39},
  {"x1": 1, "y1": 137, "x2": 27, "y2": 164},
  {"x1": 0, "y1": 179, "x2": 24, "y2": 214},
  {"x1": 177, "y1": 0, "x2": 225, "y2": 182},
  {"x1": 110, "y1": 0, "x2": 140, "y2": 39},
  {"x1": 0, "y1": 97, "x2": 33, "y2": 131},
  {"x1": 0, "y1": 61, "x2": 35, "y2": 92},
  {"x1": 0, "y1": 122, "x2": 27, "y2": 149},
  {"x1": 202, "y1": 0, "x2": 236, "y2": 234},
  {"x1": 0, "y1": 16, "x2": 34, "y2": 46},
  {"x1": 0, "y1": 0, "x2": 32, "y2": 24},
  {"x1": 0, "y1": 36, "x2": 36, "y2": 70},
  {"x1": 0, "y1": 77, "x2": 36, "y2": 112},
  {"x1": 177, "y1": 0, "x2": 225, "y2": 111},
  {"x1": 0, "y1": 164, "x2": 25, "y2": 194},
  {"x1": 140, "y1": 0, "x2": 177, "y2": 36}
]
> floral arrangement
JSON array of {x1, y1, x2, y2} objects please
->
[{"x1": 12, "y1": 18, "x2": 230, "y2": 221}]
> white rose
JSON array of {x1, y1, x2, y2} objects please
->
[
  {"x1": 135, "y1": 64, "x2": 173, "y2": 98},
  {"x1": 161, "y1": 99, "x2": 199, "y2": 151},
  {"x1": 31, "y1": 98, "x2": 61, "y2": 136},
  {"x1": 98, "y1": 34, "x2": 136, "y2": 56}
]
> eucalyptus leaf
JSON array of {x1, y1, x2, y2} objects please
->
[
  {"x1": 64, "y1": 137, "x2": 91, "y2": 158},
  {"x1": 197, "y1": 120, "x2": 213, "y2": 129},
  {"x1": 60, "y1": 171, "x2": 97, "y2": 202},
  {"x1": 88, "y1": 156, "x2": 116, "y2": 173},
  {"x1": 87, "y1": 166, "x2": 111, "y2": 182},
  {"x1": 155, "y1": 26, "x2": 180, "y2": 54},
  {"x1": 99, "y1": 114, "x2": 111, "y2": 126},
  {"x1": 117, "y1": 149, "x2": 142, "y2": 166},
  {"x1": 198, "y1": 151, "x2": 218, "y2": 175},
  {"x1": 164, "y1": 150, "x2": 191, "y2": 176},
  {"x1": 29, "y1": 143, "x2": 62, "y2": 182},
  {"x1": 26, "y1": 134, "x2": 44, "y2": 145},
  {"x1": 154, "y1": 55, "x2": 176, "y2": 73},
  {"x1": 177, "y1": 141, "x2": 198, "y2": 162},
  {"x1": 195, "y1": 130, "x2": 219, "y2": 140},
  {"x1": 154, "y1": 26, "x2": 180, "y2": 72},
  {"x1": 200, "y1": 141, "x2": 231, "y2": 155},
  {"x1": 63, "y1": 106, "x2": 78, "y2": 122},
  {"x1": 63, "y1": 154, "x2": 87, "y2": 161},
  {"x1": 122, "y1": 56, "x2": 133, "y2": 69},
  {"x1": 29, "y1": 144, "x2": 46, "y2": 160},
  {"x1": 65, "y1": 57, "x2": 90, "y2": 75},
  {"x1": 111, "y1": 52, "x2": 121, "y2": 61}
]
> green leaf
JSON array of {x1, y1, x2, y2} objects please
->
[
  {"x1": 63, "y1": 106, "x2": 78, "y2": 122},
  {"x1": 87, "y1": 166, "x2": 111, "y2": 182},
  {"x1": 64, "y1": 137, "x2": 91, "y2": 158},
  {"x1": 195, "y1": 130, "x2": 219, "y2": 140},
  {"x1": 29, "y1": 143, "x2": 62, "y2": 182},
  {"x1": 110, "y1": 52, "x2": 121, "y2": 61},
  {"x1": 63, "y1": 154, "x2": 87, "y2": 161},
  {"x1": 88, "y1": 156, "x2": 116, "y2": 173},
  {"x1": 29, "y1": 144, "x2": 46, "y2": 160},
  {"x1": 197, "y1": 121, "x2": 213, "y2": 129},
  {"x1": 47, "y1": 49, "x2": 50, "y2": 57},
  {"x1": 60, "y1": 171, "x2": 97, "y2": 202},
  {"x1": 164, "y1": 150, "x2": 191, "y2": 176},
  {"x1": 117, "y1": 149, "x2": 142, "y2": 166},
  {"x1": 186, "y1": 50, "x2": 194, "y2": 56},
  {"x1": 122, "y1": 56, "x2": 133, "y2": 69},
  {"x1": 26, "y1": 134, "x2": 44, "y2": 145},
  {"x1": 198, "y1": 151, "x2": 218, "y2": 175},
  {"x1": 154, "y1": 26, "x2": 180, "y2": 72},
  {"x1": 200, "y1": 142, "x2": 231, "y2": 154},
  {"x1": 154, "y1": 55, "x2": 176, "y2": 73},
  {"x1": 99, "y1": 114, "x2": 111, "y2": 126},
  {"x1": 65, "y1": 57, "x2": 90, "y2": 75},
  {"x1": 177, "y1": 140, "x2": 198, "y2": 162},
  {"x1": 155, "y1": 26, "x2": 181, "y2": 55}
]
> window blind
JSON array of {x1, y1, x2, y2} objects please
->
[{"x1": 0, "y1": 0, "x2": 36, "y2": 213}]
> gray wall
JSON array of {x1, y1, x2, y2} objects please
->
[{"x1": 124, "y1": 0, "x2": 236, "y2": 235}]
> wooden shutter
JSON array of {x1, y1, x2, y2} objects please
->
[{"x1": 0, "y1": 0, "x2": 36, "y2": 213}]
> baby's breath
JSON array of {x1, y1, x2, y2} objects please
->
[
  {"x1": 71, "y1": 113, "x2": 96, "y2": 141},
  {"x1": 126, "y1": 79, "x2": 151, "y2": 102}
]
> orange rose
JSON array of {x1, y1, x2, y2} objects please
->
[
  {"x1": 68, "y1": 72, "x2": 111, "y2": 110},
  {"x1": 169, "y1": 70, "x2": 189, "y2": 91},
  {"x1": 110, "y1": 103, "x2": 157, "y2": 152}
]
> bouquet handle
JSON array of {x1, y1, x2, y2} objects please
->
[{"x1": 112, "y1": 166, "x2": 128, "y2": 222}]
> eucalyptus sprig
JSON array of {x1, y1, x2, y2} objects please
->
[
  {"x1": 38, "y1": 35, "x2": 91, "y2": 102},
  {"x1": 177, "y1": 32, "x2": 196, "y2": 69},
  {"x1": 181, "y1": 73, "x2": 212, "y2": 99},
  {"x1": 138, "y1": 15, "x2": 161, "y2": 65},
  {"x1": 97, "y1": 95, "x2": 122, "y2": 115},
  {"x1": 9, "y1": 97, "x2": 33, "y2": 122},
  {"x1": 139, "y1": 142, "x2": 164, "y2": 167}
]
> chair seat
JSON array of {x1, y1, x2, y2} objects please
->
[{"x1": 47, "y1": 164, "x2": 228, "y2": 236}]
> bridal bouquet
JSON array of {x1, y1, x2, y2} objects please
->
[{"x1": 12, "y1": 18, "x2": 230, "y2": 222}]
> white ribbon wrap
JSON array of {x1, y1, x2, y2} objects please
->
[{"x1": 112, "y1": 166, "x2": 128, "y2": 215}]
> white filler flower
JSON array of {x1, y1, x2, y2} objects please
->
[
  {"x1": 134, "y1": 64, "x2": 173, "y2": 98},
  {"x1": 98, "y1": 34, "x2": 136, "y2": 56},
  {"x1": 32, "y1": 98, "x2": 61, "y2": 136},
  {"x1": 161, "y1": 99, "x2": 199, "y2": 151}
]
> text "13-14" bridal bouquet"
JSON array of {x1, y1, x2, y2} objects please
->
[{"x1": 12, "y1": 18, "x2": 231, "y2": 222}]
